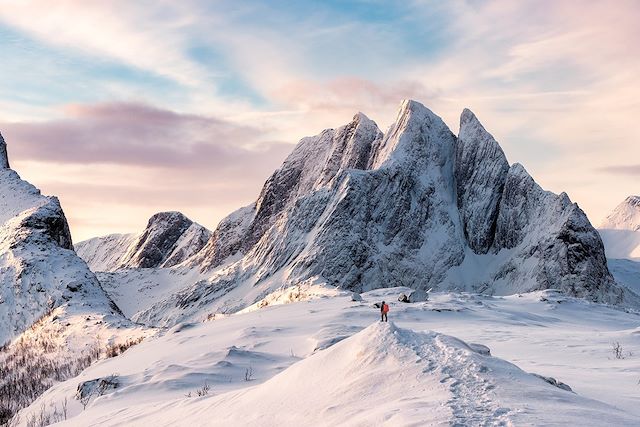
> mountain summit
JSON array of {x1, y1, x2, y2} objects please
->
[{"x1": 134, "y1": 100, "x2": 629, "y2": 326}]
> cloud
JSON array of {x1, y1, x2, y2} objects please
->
[
  {"x1": 2, "y1": 0, "x2": 640, "y2": 233},
  {"x1": 597, "y1": 165, "x2": 640, "y2": 176},
  {"x1": 2, "y1": 102, "x2": 292, "y2": 172},
  {"x1": 0, "y1": 1, "x2": 207, "y2": 88}
]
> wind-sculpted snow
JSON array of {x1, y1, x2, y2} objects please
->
[
  {"x1": 19, "y1": 289, "x2": 640, "y2": 426},
  {"x1": 76, "y1": 211, "x2": 211, "y2": 272},
  {"x1": 132, "y1": 100, "x2": 632, "y2": 326}
]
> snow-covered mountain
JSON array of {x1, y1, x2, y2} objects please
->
[
  {"x1": 0, "y1": 132, "x2": 148, "y2": 423},
  {"x1": 599, "y1": 196, "x2": 640, "y2": 260},
  {"x1": 133, "y1": 100, "x2": 629, "y2": 327},
  {"x1": 76, "y1": 211, "x2": 211, "y2": 272},
  {"x1": 0, "y1": 132, "x2": 126, "y2": 345}
]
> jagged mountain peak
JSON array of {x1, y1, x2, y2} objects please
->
[
  {"x1": 370, "y1": 99, "x2": 453, "y2": 169},
  {"x1": 0, "y1": 130, "x2": 9, "y2": 169},
  {"x1": 626, "y1": 195, "x2": 640, "y2": 206},
  {"x1": 76, "y1": 211, "x2": 211, "y2": 271},
  {"x1": 133, "y1": 100, "x2": 632, "y2": 326}
]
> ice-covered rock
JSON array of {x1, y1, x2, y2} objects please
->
[
  {"x1": 408, "y1": 289, "x2": 429, "y2": 303},
  {"x1": 0, "y1": 131, "x2": 9, "y2": 169}
]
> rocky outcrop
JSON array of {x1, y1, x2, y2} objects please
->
[
  {"x1": 190, "y1": 112, "x2": 383, "y2": 272},
  {"x1": 76, "y1": 212, "x2": 211, "y2": 272},
  {"x1": 134, "y1": 100, "x2": 632, "y2": 327},
  {"x1": 0, "y1": 131, "x2": 9, "y2": 169}
]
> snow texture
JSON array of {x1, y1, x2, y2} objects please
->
[{"x1": 18, "y1": 287, "x2": 640, "y2": 426}]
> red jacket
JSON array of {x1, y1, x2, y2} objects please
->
[{"x1": 382, "y1": 303, "x2": 389, "y2": 314}]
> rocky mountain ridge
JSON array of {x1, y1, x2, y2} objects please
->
[
  {"x1": 131, "y1": 100, "x2": 631, "y2": 327},
  {"x1": 76, "y1": 211, "x2": 211, "y2": 272}
]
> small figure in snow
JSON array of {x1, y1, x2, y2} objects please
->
[{"x1": 380, "y1": 301, "x2": 389, "y2": 322}]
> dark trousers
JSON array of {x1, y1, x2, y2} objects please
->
[{"x1": 381, "y1": 313, "x2": 387, "y2": 322}]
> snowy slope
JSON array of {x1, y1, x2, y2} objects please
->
[
  {"x1": 134, "y1": 100, "x2": 629, "y2": 327},
  {"x1": 609, "y1": 258, "x2": 640, "y2": 295},
  {"x1": 17, "y1": 287, "x2": 640, "y2": 426},
  {"x1": 599, "y1": 196, "x2": 640, "y2": 261},
  {"x1": 74, "y1": 233, "x2": 136, "y2": 272},
  {"x1": 601, "y1": 196, "x2": 640, "y2": 231},
  {"x1": 75, "y1": 212, "x2": 211, "y2": 272}
]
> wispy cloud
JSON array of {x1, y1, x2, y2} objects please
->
[
  {"x1": 3, "y1": 102, "x2": 291, "y2": 170},
  {"x1": 597, "y1": 166, "x2": 640, "y2": 176}
]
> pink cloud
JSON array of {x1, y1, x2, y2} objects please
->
[{"x1": 2, "y1": 102, "x2": 292, "y2": 172}]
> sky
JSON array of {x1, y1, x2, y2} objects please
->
[{"x1": 0, "y1": 0, "x2": 638, "y2": 242}]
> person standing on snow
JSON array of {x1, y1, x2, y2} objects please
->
[{"x1": 381, "y1": 301, "x2": 389, "y2": 322}]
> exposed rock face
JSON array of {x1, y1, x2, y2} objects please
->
[
  {"x1": 490, "y1": 164, "x2": 617, "y2": 298},
  {"x1": 135, "y1": 100, "x2": 631, "y2": 326},
  {"x1": 456, "y1": 109, "x2": 509, "y2": 253},
  {"x1": 190, "y1": 112, "x2": 384, "y2": 272},
  {"x1": 124, "y1": 212, "x2": 200, "y2": 268},
  {"x1": 0, "y1": 131, "x2": 9, "y2": 169},
  {"x1": 76, "y1": 212, "x2": 211, "y2": 271}
]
